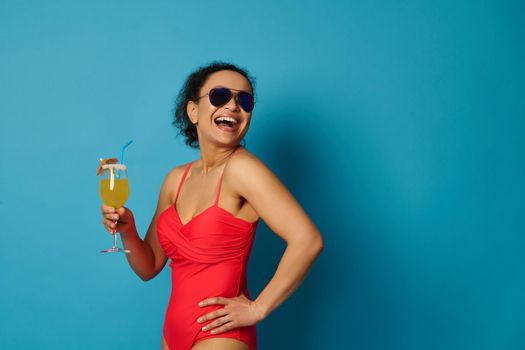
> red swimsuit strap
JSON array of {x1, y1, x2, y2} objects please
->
[
  {"x1": 214, "y1": 175, "x2": 224, "y2": 206},
  {"x1": 214, "y1": 148, "x2": 238, "y2": 206},
  {"x1": 214, "y1": 147, "x2": 240, "y2": 206},
  {"x1": 175, "y1": 162, "x2": 193, "y2": 203}
]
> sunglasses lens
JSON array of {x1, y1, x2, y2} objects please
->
[
  {"x1": 208, "y1": 88, "x2": 255, "y2": 112},
  {"x1": 238, "y1": 91, "x2": 255, "y2": 112},
  {"x1": 209, "y1": 88, "x2": 232, "y2": 107}
]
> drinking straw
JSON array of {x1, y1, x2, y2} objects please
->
[
  {"x1": 110, "y1": 167, "x2": 115, "y2": 191},
  {"x1": 120, "y1": 140, "x2": 133, "y2": 164}
]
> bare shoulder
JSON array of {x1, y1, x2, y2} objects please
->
[
  {"x1": 160, "y1": 162, "x2": 192, "y2": 203},
  {"x1": 165, "y1": 162, "x2": 190, "y2": 182},
  {"x1": 224, "y1": 147, "x2": 280, "y2": 199},
  {"x1": 227, "y1": 147, "x2": 269, "y2": 178}
]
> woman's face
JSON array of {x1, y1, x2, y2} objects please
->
[{"x1": 187, "y1": 70, "x2": 254, "y2": 147}]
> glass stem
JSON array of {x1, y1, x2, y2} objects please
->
[{"x1": 113, "y1": 225, "x2": 118, "y2": 248}]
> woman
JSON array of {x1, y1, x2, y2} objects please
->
[{"x1": 101, "y1": 62, "x2": 323, "y2": 350}]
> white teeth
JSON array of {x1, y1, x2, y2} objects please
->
[{"x1": 215, "y1": 116, "x2": 238, "y2": 124}]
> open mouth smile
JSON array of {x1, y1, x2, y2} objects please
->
[{"x1": 214, "y1": 115, "x2": 240, "y2": 132}]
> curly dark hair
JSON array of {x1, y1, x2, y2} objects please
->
[{"x1": 172, "y1": 61, "x2": 256, "y2": 149}]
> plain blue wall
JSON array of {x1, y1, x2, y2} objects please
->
[{"x1": 1, "y1": 1, "x2": 524, "y2": 349}]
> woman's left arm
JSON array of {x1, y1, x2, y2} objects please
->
[
  {"x1": 197, "y1": 152, "x2": 324, "y2": 333},
  {"x1": 234, "y1": 153, "x2": 324, "y2": 318}
]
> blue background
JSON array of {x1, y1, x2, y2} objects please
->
[{"x1": 1, "y1": 1, "x2": 524, "y2": 349}]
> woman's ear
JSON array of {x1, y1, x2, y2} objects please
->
[{"x1": 187, "y1": 101, "x2": 198, "y2": 125}]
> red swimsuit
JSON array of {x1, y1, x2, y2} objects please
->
[{"x1": 157, "y1": 160, "x2": 259, "y2": 350}]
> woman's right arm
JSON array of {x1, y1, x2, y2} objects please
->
[{"x1": 101, "y1": 168, "x2": 181, "y2": 281}]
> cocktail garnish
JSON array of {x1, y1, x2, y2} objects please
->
[{"x1": 96, "y1": 157, "x2": 119, "y2": 176}]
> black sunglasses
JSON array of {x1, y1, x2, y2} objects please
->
[{"x1": 197, "y1": 87, "x2": 255, "y2": 113}]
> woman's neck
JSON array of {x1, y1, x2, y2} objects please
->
[{"x1": 197, "y1": 144, "x2": 239, "y2": 174}]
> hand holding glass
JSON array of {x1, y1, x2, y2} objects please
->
[{"x1": 99, "y1": 163, "x2": 130, "y2": 253}]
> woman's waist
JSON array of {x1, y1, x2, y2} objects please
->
[{"x1": 169, "y1": 262, "x2": 247, "y2": 297}]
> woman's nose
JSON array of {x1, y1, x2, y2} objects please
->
[{"x1": 224, "y1": 93, "x2": 240, "y2": 111}]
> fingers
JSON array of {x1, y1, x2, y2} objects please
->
[
  {"x1": 204, "y1": 320, "x2": 235, "y2": 335},
  {"x1": 101, "y1": 204, "x2": 118, "y2": 234},
  {"x1": 100, "y1": 205, "x2": 134, "y2": 235},
  {"x1": 102, "y1": 210, "x2": 119, "y2": 224},
  {"x1": 196, "y1": 298, "x2": 234, "y2": 334},
  {"x1": 101, "y1": 204, "x2": 115, "y2": 214},
  {"x1": 200, "y1": 315, "x2": 233, "y2": 334},
  {"x1": 102, "y1": 217, "x2": 117, "y2": 234},
  {"x1": 197, "y1": 309, "x2": 228, "y2": 324},
  {"x1": 102, "y1": 219, "x2": 117, "y2": 235},
  {"x1": 198, "y1": 297, "x2": 227, "y2": 307}
]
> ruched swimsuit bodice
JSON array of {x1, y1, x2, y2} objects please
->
[{"x1": 156, "y1": 160, "x2": 259, "y2": 350}]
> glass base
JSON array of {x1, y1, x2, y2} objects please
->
[{"x1": 100, "y1": 246, "x2": 130, "y2": 254}]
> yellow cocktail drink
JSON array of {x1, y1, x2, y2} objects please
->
[{"x1": 100, "y1": 178, "x2": 130, "y2": 208}]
